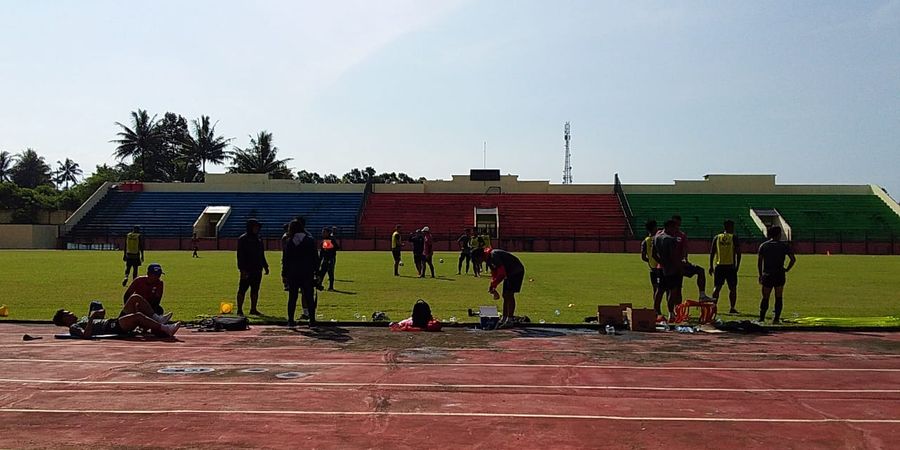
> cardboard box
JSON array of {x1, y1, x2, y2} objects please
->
[
  {"x1": 626, "y1": 308, "x2": 657, "y2": 332},
  {"x1": 597, "y1": 305, "x2": 626, "y2": 328}
]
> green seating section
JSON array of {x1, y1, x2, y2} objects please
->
[{"x1": 627, "y1": 193, "x2": 900, "y2": 241}]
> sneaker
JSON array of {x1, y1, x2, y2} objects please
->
[
  {"x1": 699, "y1": 294, "x2": 714, "y2": 302},
  {"x1": 162, "y1": 322, "x2": 181, "y2": 337},
  {"x1": 287, "y1": 320, "x2": 296, "y2": 328},
  {"x1": 729, "y1": 309, "x2": 739, "y2": 314},
  {"x1": 155, "y1": 312, "x2": 173, "y2": 324},
  {"x1": 237, "y1": 310, "x2": 245, "y2": 316},
  {"x1": 249, "y1": 309, "x2": 262, "y2": 316},
  {"x1": 299, "y1": 314, "x2": 309, "y2": 321},
  {"x1": 772, "y1": 318, "x2": 781, "y2": 325},
  {"x1": 122, "y1": 278, "x2": 128, "y2": 287}
]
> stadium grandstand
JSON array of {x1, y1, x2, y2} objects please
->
[{"x1": 58, "y1": 172, "x2": 900, "y2": 254}]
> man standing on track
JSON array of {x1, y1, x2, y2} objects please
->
[
  {"x1": 757, "y1": 226, "x2": 796, "y2": 324},
  {"x1": 640, "y1": 220, "x2": 662, "y2": 306},
  {"x1": 457, "y1": 228, "x2": 473, "y2": 275},
  {"x1": 391, "y1": 224, "x2": 404, "y2": 276},
  {"x1": 282, "y1": 217, "x2": 320, "y2": 327},
  {"x1": 236, "y1": 218, "x2": 269, "y2": 316},
  {"x1": 122, "y1": 225, "x2": 144, "y2": 286},
  {"x1": 709, "y1": 219, "x2": 741, "y2": 314},
  {"x1": 653, "y1": 219, "x2": 682, "y2": 321}
]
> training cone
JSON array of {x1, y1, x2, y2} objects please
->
[
  {"x1": 0, "y1": 305, "x2": 8, "y2": 317},
  {"x1": 220, "y1": 302, "x2": 233, "y2": 314}
]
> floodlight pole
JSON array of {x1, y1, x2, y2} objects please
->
[{"x1": 563, "y1": 122, "x2": 573, "y2": 184}]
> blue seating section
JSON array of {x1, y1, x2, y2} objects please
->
[{"x1": 68, "y1": 190, "x2": 364, "y2": 239}]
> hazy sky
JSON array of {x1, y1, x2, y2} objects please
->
[{"x1": 1, "y1": 0, "x2": 898, "y2": 196}]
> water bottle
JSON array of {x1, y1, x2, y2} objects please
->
[
  {"x1": 554, "y1": 309, "x2": 561, "y2": 316},
  {"x1": 605, "y1": 324, "x2": 615, "y2": 335}
]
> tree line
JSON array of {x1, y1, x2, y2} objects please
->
[{"x1": 0, "y1": 108, "x2": 425, "y2": 222}]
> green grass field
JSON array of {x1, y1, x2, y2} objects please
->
[{"x1": 1, "y1": 250, "x2": 899, "y2": 325}]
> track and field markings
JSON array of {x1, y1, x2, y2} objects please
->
[
  {"x1": 1, "y1": 378, "x2": 898, "y2": 394},
  {"x1": 1, "y1": 408, "x2": 898, "y2": 423},
  {"x1": 3, "y1": 343, "x2": 898, "y2": 359},
  {"x1": 1, "y1": 358, "x2": 899, "y2": 372}
]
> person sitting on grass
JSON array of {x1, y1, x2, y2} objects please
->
[
  {"x1": 123, "y1": 263, "x2": 166, "y2": 316},
  {"x1": 484, "y1": 247, "x2": 526, "y2": 328},
  {"x1": 53, "y1": 295, "x2": 180, "y2": 338}
]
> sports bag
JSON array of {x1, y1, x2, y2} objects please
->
[
  {"x1": 198, "y1": 316, "x2": 250, "y2": 331},
  {"x1": 411, "y1": 299, "x2": 432, "y2": 328}
]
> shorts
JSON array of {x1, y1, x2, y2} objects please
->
[
  {"x1": 238, "y1": 270, "x2": 263, "y2": 294},
  {"x1": 124, "y1": 254, "x2": 141, "y2": 266},
  {"x1": 660, "y1": 273, "x2": 683, "y2": 291},
  {"x1": 649, "y1": 268, "x2": 662, "y2": 287},
  {"x1": 503, "y1": 269, "x2": 525, "y2": 294},
  {"x1": 392, "y1": 248, "x2": 401, "y2": 262},
  {"x1": 714, "y1": 265, "x2": 738, "y2": 289},
  {"x1": 682, "y1": 262, "x2": 704, "y2": 278},
  {"x1": 761, "y1": 271, "x2": 786, "y2": 288}
]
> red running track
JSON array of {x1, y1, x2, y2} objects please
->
[{"x1": 0, "y1": 324, "x2": 898, "y2": 449}]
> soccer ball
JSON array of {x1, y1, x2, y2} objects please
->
[
  {"x1": 439, "y1": 258, "x2": 444, "y2": 263},
  {"x1": 399, "y1": 261, "x2": 404, "y2": 266}
]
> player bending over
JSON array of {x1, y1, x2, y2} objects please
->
[{"x1": 485, "y1": 247, "x2": 526, "y2": 328}]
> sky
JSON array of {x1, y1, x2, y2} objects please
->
[{"x1": 1, "y1": 0, "x2": 898, "y2": 197}]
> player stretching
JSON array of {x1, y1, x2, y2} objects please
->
[
  {"x1": 757, "y1": 226, "x2": 796, "y2": 324},
  {"x1": 709, "y1": 219, "x2": 741, "y2": 314},
  {"x1": 671, "y1": 215, "x2": 713, "y2": 301},
  {"x1": 640, "y1": 220, "x2": 662, "y2": 307}
]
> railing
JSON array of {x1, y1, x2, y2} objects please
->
[{"x1": 614, "y1": 173, "x2": 635, "y2": 238}]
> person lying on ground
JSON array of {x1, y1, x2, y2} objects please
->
[{"x1": 53, "y1": 295, "x2": 180, "y2": 338}]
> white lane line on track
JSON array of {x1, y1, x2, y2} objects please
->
[
  {"x1": 2, "y1": 358, "x2": 899, "y2": 372},
  {"x1": 1, "y1": 378, "x2": 898, "y2": 394},
  {"x1": 3, "y1": 343, "x2": 897, "y2": 359},
  {"x1": 1, "y1": 408, "x2": 897, "y2": 423}
]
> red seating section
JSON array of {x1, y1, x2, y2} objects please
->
[{"x1": 358, "y1": 193, "x2": 629, "y2": 238}]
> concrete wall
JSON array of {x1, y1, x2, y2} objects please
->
[
  {"x1": 0, "y1": 210, "x2": 72, "y2": 225},
  {"x1": 0, "y1": 225, "x2": 59, "y2": 249},
  {"x1": 624, "y1": 174, "x2": 873, "y2": 195},
  {"x1": 143, "y1": 174, "x2": 365, "y2": 193},
  {"x1": 373, "y1": 175, "x2": 614, "y2": 194}
]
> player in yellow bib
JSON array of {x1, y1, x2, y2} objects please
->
[
  {"x1": 122, "y1": 225, "x2": 145, "y2": 287},
  {"x1": 709, "y1": 219, "x2": 741, "y2": 314},
  {"x1": 640, "y1": 220, "x2": 663, "y2": 313},
  {"x1": 391, "y1": 225, "x2": 403, "y2": 276}
]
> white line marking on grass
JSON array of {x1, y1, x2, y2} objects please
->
[
  {"x1": 1, "y1": 378, "x2": 898, "y2": 394},
  {"x1": 1, "y1": 358, "x2": 899, "y2": 372},
  {"x1": 1, "y1": 408, "x2": 898, "y2": 423}
]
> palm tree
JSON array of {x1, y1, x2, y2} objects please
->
[
  {"x1": 10, "y1": 148, "x2": 52, "y2": 188},
  {"x1": 111, "y1": 109, "x2": 163, "y2": 181},
  {"x1": 228, "y1": 131, "x2": 293, "y2": 178},
  {"x1": 186, "y1": 116, "x2": 232, "y2": 174},
  {"x1": 55, "y1": 158, "x2": 82, "y2": 189},
  {"x1": 0, "y1": 151, "x2": 12, "y2": 182}
]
